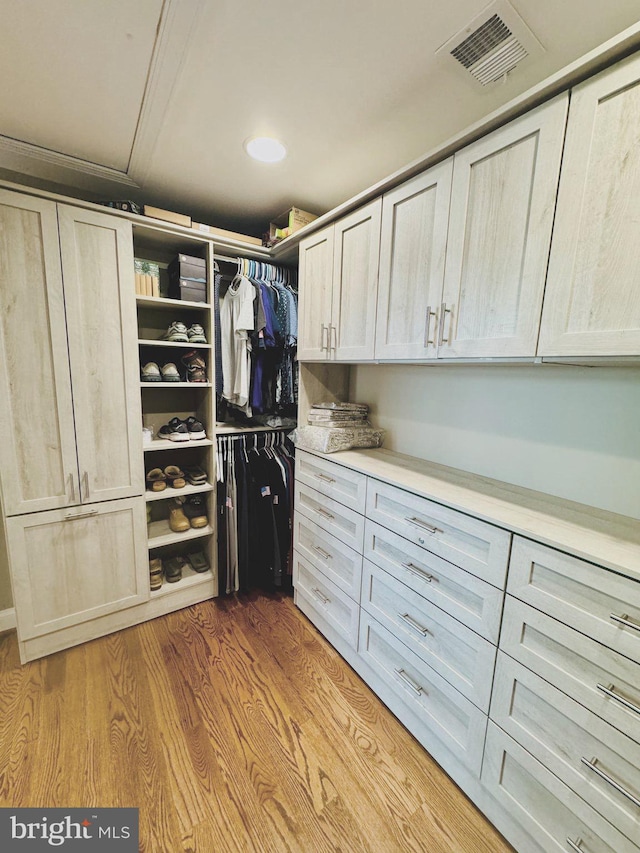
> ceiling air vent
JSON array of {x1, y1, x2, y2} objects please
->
[{"x1": 436, "y1": 1, "x2": 544, "y2": 88}]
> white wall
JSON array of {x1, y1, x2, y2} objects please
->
[{"x1": 350, "y1": 363, "x2": 640, "y2": 520}]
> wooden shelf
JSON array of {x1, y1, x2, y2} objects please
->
[
  {"x1": 150, "y1": 566, "x2": 215, "y2": 599},
  {"x1": 140, "y1": 381, "x2": 212, "y2": 388},
  {"x1": 138, "y1": 338, "x2": 212, "y2": 349},
  {"x1": 145, "y1": 482, "x2": 213, "y2": 502},
  {"x1": 136, "y1": 295, "x2": 210, "y2": 310},
  {"x1": 144, "y1": 438, "x2": 213, "y2": 452},
  {"x1": 147, "y1": 520, "x2": 214, "y2": 548}
]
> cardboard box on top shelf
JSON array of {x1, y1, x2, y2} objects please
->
[
  {"x1": 143, "y1": 205, "x2": 192, "y2": 228},
  {"x1": 268, "y1": 207, "x2": 318, "y2": 243},
  {"x1": 192, "y1": 222, "x2": 262, "y2": 246}
]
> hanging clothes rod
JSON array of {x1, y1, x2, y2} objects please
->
[{"x1": 215, "y1": 254, "x2": 239, "y2": 264}]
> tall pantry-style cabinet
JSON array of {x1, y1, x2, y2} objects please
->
[{"x1": 0, "y1": 189, "x2": 148, "y2": 660}]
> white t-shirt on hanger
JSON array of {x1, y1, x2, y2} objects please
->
[{"x1": 220, "y1": 275, "x2": 256, "y2": 412}]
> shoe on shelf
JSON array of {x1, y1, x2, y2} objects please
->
[
  {"x1": 187, "y1": 323, "x2": 207, "y2": 344},
  {"x1": 163, "y1": 321, "x2": 189, "y2": 343},
  {"x1": 188, "y1": 551, "x2": 209, "y2": 573},
  {"x1": 146, "y1": 468, "x2": 167, "y2": 491},
  {"x1": 183, "y1": 465, "x2": 208, "y2": 485},
  {"x1": 141, "y1": 362, "x2": 161, "y2": 382},
  {"x1": 168, "y1": 499, "x2": 190, "y2": 533},
  {"x1": 181, "y1": 351, "x2": 207, "y2": 382},
  {"x1": 183, "y1": 416, "x2": 207, "y2": 440},
  {"x1": 149, "y1": 558, "x2": 163, "y2": 590},
  {"x1": 160, "y1": 362, "x2": 181, "y2": 382},
  {"x1": 164, "y1": 465, "x2": 186, "y2": 488},
  {"x1": 183, "y1": 495, "x2": 208, "y2": 529},
  {"x1": 158, "y1": 418, "x2": 189, "y2": 442},
  {"x1": 164, "y1": 555, "x2": 184, "y2": 583}
]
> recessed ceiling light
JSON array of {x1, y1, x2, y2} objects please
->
[{"x1": 245, "y1": 136, "x2": 287, "y2": 163}]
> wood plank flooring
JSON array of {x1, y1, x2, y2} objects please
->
[{"x1": 0, "y1": 594, "x2": 514, "y2": 852}]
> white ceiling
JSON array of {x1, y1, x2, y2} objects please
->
[{"x1": 1, "y1": 0, "x2": 639, "y2": 237}]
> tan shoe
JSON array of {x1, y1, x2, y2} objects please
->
[
  {"x1": 149, "y1": 558, "x2": 163, "y2": 590},
  {"x1": 168, "y1": 499, "x2": 190, "y2": 532}
]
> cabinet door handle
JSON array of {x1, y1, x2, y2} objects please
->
[
  {"x1": 596, "y1": 683, "x2": 640, "y2": 716},
  {"x1": 405, "y1": 516, "x2": 441, "y2": 534},
  {"x1": 401, "y1": 562, "x2": 433, "y2": 582},
  {"x1": 82, "y1": 470, "x2": 90, "y2": 502},
  {"x1": 580, "y1": 756, "x2": 640, "y2": 808},
  {"x1": 312, "y1": 587, "x2": 330, "y2": 605},
  {"x1": 424, "y1": 305, "x2": 437, "y2": 346},
  {"x1": 316, "y1": 472, "x2": 336, "y2": 484},
  {"x1": 394, "y1": 668, "x2": 425, "y2": 696},
  {"x1": 321, "y1": 323, "x2": 329, "y2": 351},
  {"x1": 68, "y1": 472, "x2": 77, "y2": 504},
  {"x1": 313, "y1": 545, "x2": 332, "y2": 561},
  {"x1": 317, "y1": 507, "x2": 335, "y2": 520},
  {"x1": 438, "y1": 302, "x2": 453, "y2": 345},
  {"x1": 330, "y1": 324, "x2": 337, "y2": 353},
  {"x1": 65, "y1": 508, "x2": 99, "y2": 521},
  {"x1": 400, "y1": 613, "x2": 430, "y2": 637},
  {"x1": 610, "y1": 613, "x2": 640, "y2": 633},
  {"x1": 566, "y1": 839, "x2": 584, "y2": 853}
]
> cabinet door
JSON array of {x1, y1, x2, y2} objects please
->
[
  {"x1": 297, "y1": 225, "x2": 334, "y2": 360},
  {"x1": 333, "y1": 199, "x2": 381, "y2": 361},
  {"x1": 0, "y1": 189, "x2": 79, "y2": 515},
  {"x1": 375, "y1": 160, "x2": 453, "y2": 359},
  {"x1": 539, "y1": 56, "x2": 640, "y2": 356},
  {"x1": 440, "y1": 95, "x2": 568, "y2": 358},
  {"x1": 58, "y1": 205, "x2": 144, "y2": 503},
  {"x1": 6, "y1": 498, "x2": 149, "y2": 642}
]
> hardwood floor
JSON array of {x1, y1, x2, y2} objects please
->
[{"x1": 0, "y1": 594, "x2": 513, "y2": 852}]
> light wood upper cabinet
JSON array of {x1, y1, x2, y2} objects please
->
[
  {"x1": 297, "y1": 225, "x2": 335, "y2": 360},
  {"x1": 332, "y1": 200, "x2": 381, "y2": 361},
  {"x1": 0, "y1": 193, "x2": 143, "y2": 515},
  {"x1": 375, "y1": 160, "x2": 453, "y2": 360},
  {"x1": 440, "y1": 95, "x2": 568, "y2": 358},
  {"x1": 298, "y1": 199, "x2": 381, "y2": 361},
  {"x1": 0, "y1": 190, "x2": 79, "y2": 515},
  {"x1": 538, "y1": 55, "x2": 640, "y2": 356},
  {"x1": 58, "y1": 206, "x2": 143, "y2": 503}
]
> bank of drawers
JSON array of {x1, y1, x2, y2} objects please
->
[
  {"x1": 487, "y1": 535, "x2": 640, "y2": 850},
  {"x1": 293, "y1": 450, "x2": 509, "y2": 779}
]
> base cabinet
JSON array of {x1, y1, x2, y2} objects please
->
[{"x1": 6, "y1": 498, "x2": 149, "y2": 661}]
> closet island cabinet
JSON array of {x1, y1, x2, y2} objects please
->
[{"x1": 298, "y1": 199, "x2": 381, "y2": 361}]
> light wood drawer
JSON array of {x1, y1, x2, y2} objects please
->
[
  {"x1": 293, "y1": 553, "x2": 359, "y2": 652},
  {"x1": 483, "y1": 723, "x2": 640, "y2": 853},
  {"x1": 361, "y1": 559, "x2": 496, "y2": 711},
  {"x1": 365, "y1": 479, "x2": 510, "y2": 587},
  {"x1": 296, "y1": 450, "x2": 367, "y2": 513},
  {"x1": 491, "y1": 652, "x2": 640, "y2": 845},
  {"x1": 293, "y1": 515, "x2": 362, "y2": 601},
  {"x1": 294, "y1": 482, "x2": 365, "y2": 553},
  {"x1": 364, "y1": 519, "x2": 504, "y2": 642},
  {"x1": 358, "y1": 611, "x2": 487, "y2": 775},
  {"x1": 501, "y1": 596, "x2": 640, "y2": 745},
  {"x1": 508, "y1": 537, "x2": 640, "y2": 667}
]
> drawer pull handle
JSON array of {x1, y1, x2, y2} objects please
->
[
  {"x1": 316, "y1": 473, "x2": 336, "y2": 484},
  {"x1": 312, "y1": 588, "x2": 330, "y2": 605},
  {"x1": 610, "y1": 613, "x2": 640, "y2": 633},
  {"x1": 313, "y1": 545, "x2": 332, "y2": 561},
  {"x1": 566, "y1": 839, "x2": 584, "y2": 853},
  {"x1": 317, "y1": 508, "x2": 335, "y2": 520},
  {"x1": 596, "y1": 683, "x2": 640, "y2": 717},
  {"x1": 64, "y1": 509, "x2": 99, "y2": 521},
  {"x1": 394, "y1": 668, "x2": 425, "y2": 697},
  {"x1": 400, "y1": 613, "x2": 430, "y2": 637},
  {"x1": 401, "y1": 562, "x2": 433, "y2": 582},
  {"x1": 321, "y1": 323, "x2": 329, "y2": 352},
  {"x1": 580, "y1": 756, "x2": 640, "y2": 808},
  {"x1": 405, "y1": 516, "x2": 441, "y2": 535}
]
